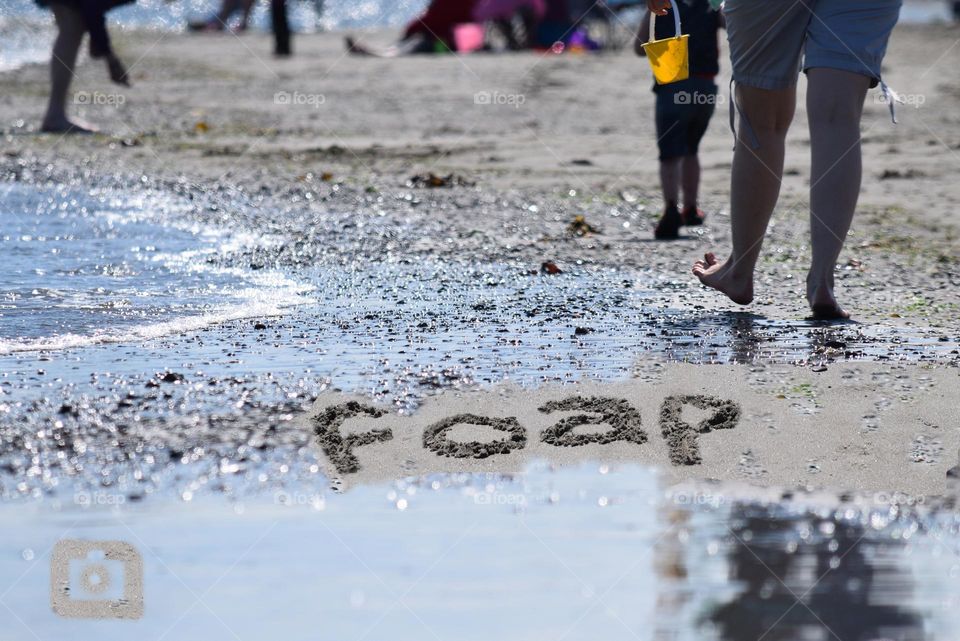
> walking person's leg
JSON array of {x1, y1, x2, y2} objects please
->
[
  {"x1": 654, "y1": 157, "x2": 683, "y2": 239},
  {"x1": 653, "y1": 85, "x2": 687, "y2": 240},
  {"x1": 680, "y1": 82, "x2": 717, "y2": 225},
  {"x1": 800, "y1": 0, "x2": 900, "y2": 318},
  {"x1": 272, "y1": 0, "x2": 291, "y2": 56},
  {"x1": 214, "y1": 0, "x2": 242, "y2": 28},
  {"x1": 238, "y1": 0, "x2": 256, "y2": 31},
  {"x1": 680, "y1": 154, "x2": 698, "y2": 211},
  {"x1": 690, "y1": 0, "x2": 809, "y2": 303},
  {"x1": 42, "y1": 4, "x2": 89, "y2": 133},
  {"x1": 692, "y1": 84, "x2": 795, "y2": 304},
  {"x1": 805, "y1": 68, "x2": 870, "y2": 319},
  {"x1": 660, "y1": 159, "x2": 682, "y2": 209}
]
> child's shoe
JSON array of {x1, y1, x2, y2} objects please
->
[
  {"x1": 681, "y1": 206, "x2": 706, "y2": 226},
  {"x1": 654, "y1": 204, "x2": 682, "y2": 240}
]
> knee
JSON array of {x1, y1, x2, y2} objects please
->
[
  {"x1": 807, "y1": 93, "x2": 862, "y2": 128},
  {"x1": 807, "y1": 68, "x2": 869, "y2": 127},
  {"x1": 742, "y1": 107, "x2": 794, "y2": 139},
  {"x1": 737, "y1": 87, "x2": 795, "y2": 136}
]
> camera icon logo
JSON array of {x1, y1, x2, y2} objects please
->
[
  {"x1": 50, "y1": 539, "x2": 143, "y2": 619},
  {"x1": 674, "y1": 91, "x2": 691, "y2": 105}
]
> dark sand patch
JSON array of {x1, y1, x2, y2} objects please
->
[
  {"x1": 312, "y1": 401, "x2": 392, "y2": 474},
  {"x1": 659, "y1": 395, "x2": 741, "y2": 465},
  {"x1": 423, "y1": 414, "x2": 526, "y2": 458},
  {"x1": 538, "y1": 396, "x2": 647, "y2": 447}
]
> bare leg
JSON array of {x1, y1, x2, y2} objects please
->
[
  {"x1": 692, "y1": 83, "x2": 796, "y2": 304},
  {"x1": 41, "y1": 4, "x2": 92, "y2": 133},
  {"x1": 681, "y1": 154, "x2": 699, "y2": 210},
  {"x1": 214, "y1": 0, "x2": 241, "y2": 28},
  {"x1": 238, "y1": 0, "x2": 255, "y2": 31},
  {"x1": 272, "y1": 0, "x2": 291, "y2": 56},
  {"x1": 654, "y1": 157, "x2": 683, "y2": 239},
  {"x1": 806, "y1": 68, "x2": 870, "y2": 319},
  {"x1": 660, "y1": 158, "x2": 681, "y2": 208}
]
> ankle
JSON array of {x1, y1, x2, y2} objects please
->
[
  {"x1": 725, "y1": 258, "x2": 754, "y2": 282},
  {"x1": 806, "y1": 271, "x2": 834, "y2": 290}
]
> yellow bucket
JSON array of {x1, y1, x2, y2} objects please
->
[{"x1": 641, "y1": 0, "x2": 689, "y2": 85}]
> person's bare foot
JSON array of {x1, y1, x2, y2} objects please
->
[
  {"x1": 807, "y1": 273, "x2": 849, "y2": 320},
  {"x1": 692, "y1": 252, "x2": 754, "y2": 305},
  {"x1": 40, "y1": 117, "x2": 97, "y2": 134}
]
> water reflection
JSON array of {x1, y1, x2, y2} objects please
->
[
  {"x1": 654, "y1": 309, "x2": 953, "y2": 365},
  {"x1": 727, "y1": 312, "x2": 763, "y2": 363},
  {"x1": 704, "y1": 504, "x2": 926, "y2": 641}
]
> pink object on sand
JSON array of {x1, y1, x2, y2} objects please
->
[
  {"x1": 453, "y1": 23, "x2": 486, "y2": 52},
  {"x1": 472, "y1": 0, "x2": 546, "y2": 21}
]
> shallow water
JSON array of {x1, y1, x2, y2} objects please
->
[
  {"x1": 1, "y1": 463, "x2": 958, "y2": 640},
  {"x1": 0, "y1": 183, "x2": 311, "y2": 353}
]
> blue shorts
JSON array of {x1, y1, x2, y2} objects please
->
[
  {"x1": 724, "y1": 0, "x2": 902, "y2": 90},
  {"x1": 655, "y1": 77, "x2": 718, "y2": 161}
]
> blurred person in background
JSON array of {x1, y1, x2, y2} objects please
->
[
  {"x1": 37, "y1": 0, "x2": 131, "y2": 133},
  {"x1": 636, "y1": 0, "x2": 723, "y2": 239},
  {"x1": 187, "y1": 0, "x2": 256, "y2": 32}
]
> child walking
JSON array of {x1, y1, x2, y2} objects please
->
[{"x1": 636, "y1": 0, "x2": 722, "y2": 240}]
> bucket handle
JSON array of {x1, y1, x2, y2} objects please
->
[{"x1": 647, "y1": 0, "x2": 683, "y2": 42}]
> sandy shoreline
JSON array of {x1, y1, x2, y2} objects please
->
[
  {"x1": 2, "y1": 23, "x2": 958, "y2": 327},
  {"x1": 0, "y1": 22, "x2": 958, "y2": 500}
]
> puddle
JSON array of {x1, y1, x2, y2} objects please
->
[{"x1": 1, "y1": 463, "x2": 957, "y2": 640}]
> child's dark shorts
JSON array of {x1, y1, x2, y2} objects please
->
[{"x1": 654, "y1": 77, "x2": 718, "y2": 161}]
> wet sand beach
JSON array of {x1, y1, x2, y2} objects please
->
[{"x1": 1, "y1": 8, "x2": 959, "y2": 640}]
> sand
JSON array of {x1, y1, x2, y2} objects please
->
[
  {"x1": 0, "y1": 21, "x2": 958, "y2": 500},
  {"x1": 0, "y1": 21, "x2": 955, "y2": 201},
  {"x1": 2, "y1": 22, "x2": 959, "y2": 326}
]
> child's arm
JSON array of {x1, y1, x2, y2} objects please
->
[
  {"x1": 634, "y1": 9, "x2": 650, "y2": 56},
  {"x1": 646, "y1": 0, "x2": 670, "y2": 15}
]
